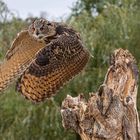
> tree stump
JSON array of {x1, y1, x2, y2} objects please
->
[{"x1": 61, "y1": 48, "x2": 140, "y2": 140}]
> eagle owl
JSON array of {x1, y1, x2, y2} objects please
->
[{"x1": 0, "y1": 19, "x2": 89, "y2": 102}]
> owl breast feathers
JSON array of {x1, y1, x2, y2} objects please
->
[{"x1": 0, "y1": 18, "x2": 90, "y2": 103}]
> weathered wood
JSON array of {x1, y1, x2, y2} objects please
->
[{"x1": 61, "y1": 49, "x2": 140, "y2": 140}]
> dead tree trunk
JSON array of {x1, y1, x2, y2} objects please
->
[{"x1": 61, "y1": 48, "x2": 140, "y2": 140}]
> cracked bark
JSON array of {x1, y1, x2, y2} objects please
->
[{"x1": 61, "y1": 48, "x2": 140, "y2": 140}]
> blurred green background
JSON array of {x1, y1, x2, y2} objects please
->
[{"x1": 0, "y1": 0, "x2": 140, "y2": 140}]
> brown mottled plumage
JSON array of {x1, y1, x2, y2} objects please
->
[{"x1": 1, "y1": 18, "x2": 90, "y2": 102}]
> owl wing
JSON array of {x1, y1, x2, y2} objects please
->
[
  {"x1": 17, "y1": 34, "x2": 90, "y2": 102},
  {"x1": 6, "y1": 30, "x2": 28, "y2": 60},
  {"x1": 0, "y1": 30, "x2": 45, "y2": 92}
]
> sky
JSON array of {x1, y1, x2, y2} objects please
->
[{"x1": 4, "y1": 0, "x2": 77, "y2": 21}]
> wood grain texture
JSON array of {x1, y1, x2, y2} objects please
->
[{"x1": 61, "y1": 48, "x2": 140, "y2": 140}]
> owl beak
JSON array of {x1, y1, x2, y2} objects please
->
[
  {"x1": 32, "y1": 34, "x2": 43, "y2": 40},
  {"x1": 38, "y1": 35, "x2": 44, "y2": 39}
]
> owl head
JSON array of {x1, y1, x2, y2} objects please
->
[{"x1": 28, "y1": 18, "x2": 56, "y2": 40}]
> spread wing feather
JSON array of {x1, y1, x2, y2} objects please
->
[
  {"x1": 17, "y1": 34, "x2": 89, "y2": 102},
  {"x1": 0, "y1": 30, "x2": 45, "y2": 92}
]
